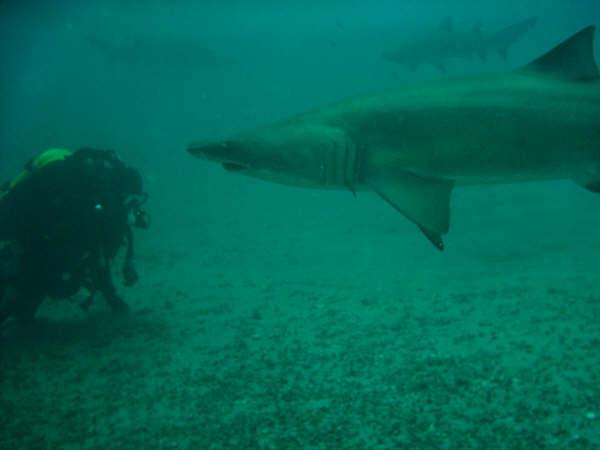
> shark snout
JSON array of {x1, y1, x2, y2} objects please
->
[
  {"x1": 188, "y1": 140, "x2": 250, "y2": 172},
  {"x1": 188, "y1": 141, "x2": 230, "y2": 160}
]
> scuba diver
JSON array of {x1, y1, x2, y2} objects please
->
[{"x1": 0, "y1": 148, "x2": 150, "y2": 326}]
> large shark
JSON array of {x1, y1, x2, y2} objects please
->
[
  {"x1": 383, "y1": 17, "x2": 537, "y2": 72},
  {"x1": 188, "y1": 27, "x2": 600, "y2": 250}
]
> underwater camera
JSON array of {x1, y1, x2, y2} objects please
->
[
  {"x1": 128, "y1": 193, "x2": 151, "y2": 229},
  {"x1": 133, "y1": 207, "x2": 151, "y2": 229}
]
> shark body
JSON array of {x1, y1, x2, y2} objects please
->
[
  {"x1": 384, "y1": 17, "x2": 537, "y2": 72},
  {"x1": 189, "y1": 27, "x2": 600, "y2": 250}
]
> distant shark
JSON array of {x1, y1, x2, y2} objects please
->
[
  {"x1": 189, "y1": 27, "x2": 600, "y2": 250},
  {"x1": 86, "y1": 33, "x2": 233, "y2": 71},
  {"x1": 383, "y1": 17, "x2": 537, "y2": 72}
]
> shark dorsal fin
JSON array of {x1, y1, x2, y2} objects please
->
[{"x1": 524, "y1": 26, "x2": 599, "y2": 81}]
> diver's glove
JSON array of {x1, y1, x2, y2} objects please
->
[{"x1": 122, "y1": 262, "x2": 138, "y2": 287}]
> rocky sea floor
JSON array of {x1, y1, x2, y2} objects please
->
[{"x1": 1, "y1": 183, "x2": 600, "y2": 449}]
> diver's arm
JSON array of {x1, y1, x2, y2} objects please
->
[
  {"x1": 96, "y1": 250, "x2": 129, "y2": 313},
  {"x1": 122, "y1": 225, "x2": 138, "y2": 286},
  {"x1": 124, "y1": 224, "x2": 134, "y2": 263}
]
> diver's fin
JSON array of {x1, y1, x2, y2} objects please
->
[
  {"x1": 367, "y1": 171, "x2": 453, "y2": 251},
  {"x1": 523, "y1": 26, "x2": 599, "y2": 81}
]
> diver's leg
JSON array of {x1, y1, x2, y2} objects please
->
[{"x1": 98, "y1": 263, "x2": 129, "y2": 313}]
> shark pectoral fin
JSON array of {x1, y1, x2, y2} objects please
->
[
  {"x1": 417, "y1": 224, "x2": 445, "y2": 251},
  {"x1": 367, "y1": 171, "x2": 454, "y2": 251}
]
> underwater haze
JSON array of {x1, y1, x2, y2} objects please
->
[{"x1": 2, "y1": 0, "x2": 600, "y2": 448}]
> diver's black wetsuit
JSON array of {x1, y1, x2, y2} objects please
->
[{"x1": 0, "y1": 148, "x2": 148, "y2": 325}]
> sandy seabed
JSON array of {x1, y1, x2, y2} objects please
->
[{"x1": 1, "y1": 182, "x2": 599, "y2": 449}]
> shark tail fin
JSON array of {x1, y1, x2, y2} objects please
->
[{"x1": 523, "y1": 26, "x2": 599, "y2": 81}]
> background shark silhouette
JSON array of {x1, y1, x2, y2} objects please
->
[
  {"x1": 384, "y1": 17, "x2": 537, "y2": 72},
  {"x1": 85, "y1": 32, "x2": 234, "y2": 71}
]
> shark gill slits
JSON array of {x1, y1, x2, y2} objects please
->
[
  {"x1": 346, "y1": 140, "x2": 359, "y2": 190},
  {"x1": 330, "y1": 146, "x2": 337, "y2": 186},
  {"x1": 323, "y1": 144, "x2": 339, "y2": 187},
  {"x1": 353, "y1": 144, "x2": 364, "y2": 185},
  {"x1": 324, "y1": 139, "x2": 359, "y2": 191},
  {"x1": 330, "y1": 141, "x2": 348, "y2": 187},
  {"x1": 343, "y1": 142, "x2": 350, "y2": 187},
  {"x1": 337, "y1": 144, "x2": 345, "y2": 186}
]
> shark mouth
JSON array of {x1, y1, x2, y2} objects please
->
[{"x1": 222, "y1": 162, "x2": 248, "y2": 172}]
